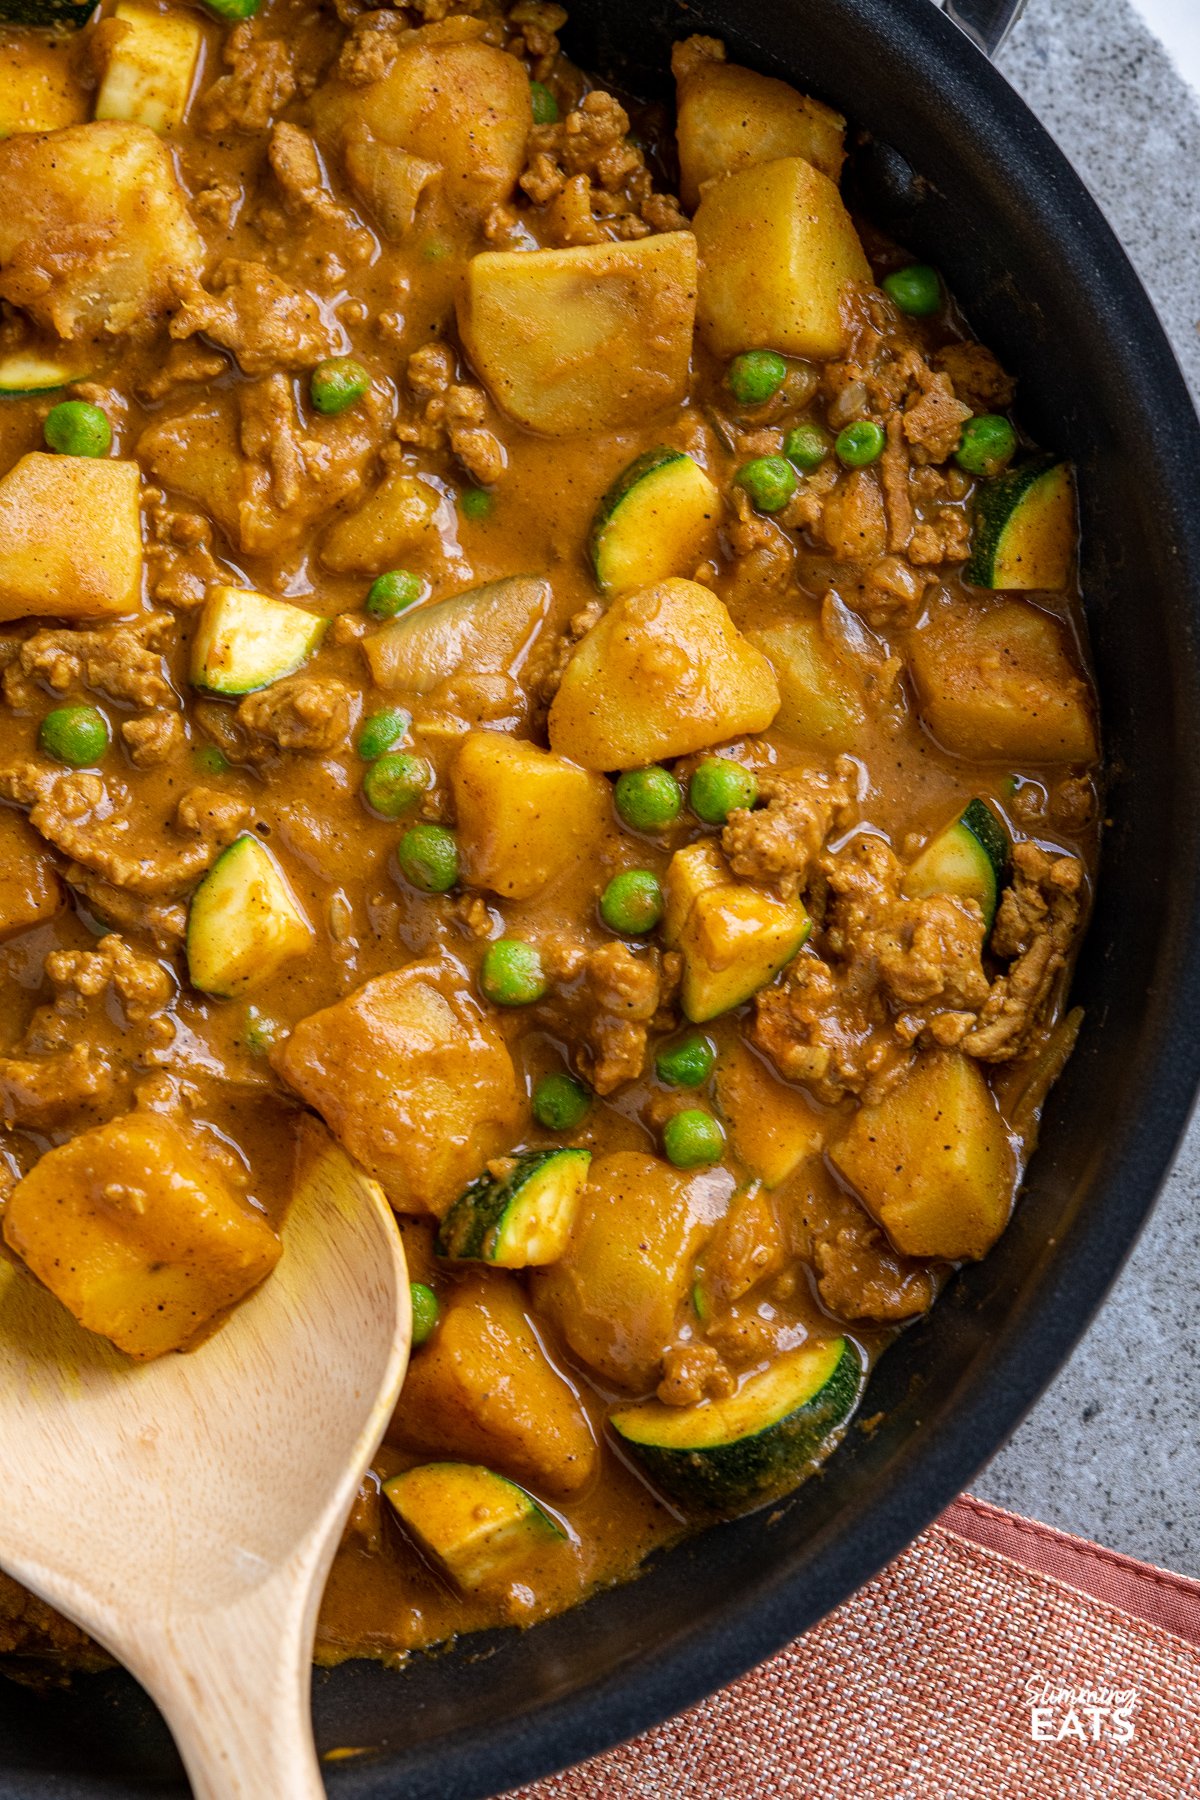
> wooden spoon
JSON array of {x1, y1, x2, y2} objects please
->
[{"x1": 0, "y1": 1119, "x2": 410, "y2": 1798}]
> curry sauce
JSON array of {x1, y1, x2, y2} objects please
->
[{"x1": 0, "y1": 0, "x2": 1098, "y2": 1668}]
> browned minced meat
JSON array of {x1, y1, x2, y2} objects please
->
[
  {"x1": 0, "y1": 614, "x2": 175, "y2": 713},
  {"x1": 722, "y1": 762, "x2": 855, "y2": 898},
  {"x1": 199, "y1": 22, "x2": 297, "y2": 135},
  {"x1": 0, "y1": 1571, "x2": 107, "y2": 1668},
  {"x1": 170, "y1": 260, "x2": 336, "y2": 376},
  {"x1": 236, "y1": 676, "x2": 353, "y2": 756},
  {"x1": 954, "y1": 842, "x2": 1085, "y2": 1061},
  {"x1": 23, "y1": 775, "x2": 249, "y2": 899},
  {"x1": 518, "y1": 89, "x2": 689, "y2": 245},
  {"x1": 571, "y1": 941, "x2": 666, "y2": 1094},
  {"x1": 401, "y1": 343, "x2": 507, "y2": 487}
]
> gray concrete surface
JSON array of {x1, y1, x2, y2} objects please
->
[{"x1": 968, "y1": 0, "x2": 1200, "y2": 1572}]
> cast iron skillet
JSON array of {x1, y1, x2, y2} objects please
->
[{"x1": 4, "y1": 0, "x2": 1200, "y2": 1794}]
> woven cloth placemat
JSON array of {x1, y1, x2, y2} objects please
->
[{"x1": 510, "y1": 1497, "x2": 1200, "y2": 1799}]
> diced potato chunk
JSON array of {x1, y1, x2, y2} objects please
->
[
  {"x1": 830, "y1": 1052, "x2": 1016, "y2": 1261},
  {"x1": 748, "y1": 617, "x2": 867, "y2": 753},
  {"x1": 0, "y1": 454, "x2": 142, "y2": 623},
  {"x1": 661, "y1": 839, "x2": 726, "y2": 946},
  {"x1": 451, "y1": 731, "x2": 612, "y2": 900},
  {"x1": 715, "y1": 1042, "x2": 826, "y2": 1187},
  {"x1": 2, "y1": 1113, "x2": 281, "y2": 1360},
  {"x1": 270, "y1": 957, "x2": 522, "y2": 1216},
  {"x1": 320, "y1": 470, "x2": 440, "y2": 574},
  {"x1": 313, "y1": 32, "x2": 529, "y2": 224},
  {"x1": 533, "y1": 1151, "x2": 727, "y2": 1389},
  {"x1": 0, "y1": 807, "x2": 63, "y2": 942},
  {"x1": 94, "y1": 2, "x2": 203, "y2": 135},
  {"x1": 0, "y1": 121, "x2": 205, "y2": 340},
  {"x1": 0, "y1": 30, "x2": 88, "y2": 135},
  {"x1": 388, "y1": 1270, "x2": 596, "y2": 1494},
  {"x1": 548, "y1": 578, "x2": 779, "y2": 770},
  {"x1": 664, "y1": 842, "x2": 811, "y2": 1021},
  {"x1": 909, "y1": 600, "x2": 1097, "y2": 763},
  {"x1": 693, "y1": 156, "x2": 871, "y2": 360},
  {"x1": 457, "y1": 233, "x2": 698, "y2": 437},
  {"x1": 675, "y1": 54, "x2": 845, "y2": 209}
]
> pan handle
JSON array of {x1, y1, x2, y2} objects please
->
[{"x1": 942, "y1": 0, "x2": 1027, "y2": 57}]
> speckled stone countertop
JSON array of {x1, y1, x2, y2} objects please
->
[{"x1": 966, "y1": 0, "x2": 1200, "y2": 1573}]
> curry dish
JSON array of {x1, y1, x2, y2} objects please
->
[{"x1": 0, "y1": 0, "x2": 1099, "y2": 1668}]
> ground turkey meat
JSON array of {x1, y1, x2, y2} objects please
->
[
  {"x1": 722, "y1": 761, "x2": 855, "y2": 898},
  {"x1": 401, "y1": 343, "x2": 507, "y2": 487},
  {"x1": 236, "y1": 675, "x2": 352, "y2": 755},
  {"x1": 199, "y1": 23, "x2": 296, "y2": 135},
  {"x1": 813, "y1": 1221, "x2": 935, "y2": 1322},
  {"x1": 518, "y1": 89, "x2": 689, "y2": 245},
  {"x1": 0, "y1": 614, "x2": 175, "y2": 713},
  {"x1": 23, "y1": 775, "x2": 248, "y2": 898},
  {"x1": 954, "y1": 842, "x2": 1085, "y2": 1062},
  {"x1": 170, "y1": 261, "x2": 335, "y2": 376},
  {"x1": 572, "y1": 941, "x2": 665, "y2": 1094}
]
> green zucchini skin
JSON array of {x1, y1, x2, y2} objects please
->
[
  {"x1": 437, "y1": 1147, "x2": 591, "y2": 1267},
  {"x1": 966, "y1": 455, "x2": 1068, "y2": 588},
  {"x1": 588, "y1": 446, "x2": 718, "y2": 595},
  {"x1": 0, "y1": 0, "x2": 95, "y2": 27},
  {"x1": 906, "y1": 796, "x2": 1011, "y2": 931},
  {"x1": 612, "y1": 1336, "x2": 863, "y2": 1513}
]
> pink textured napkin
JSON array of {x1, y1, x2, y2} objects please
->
[{"x1": 512, "y1": 1496, "x2": 1200, "y2": 1799}]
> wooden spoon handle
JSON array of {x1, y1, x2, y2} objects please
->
[{"x1": 125, "y1": 1578, "x2": 327, "y2": 1799}]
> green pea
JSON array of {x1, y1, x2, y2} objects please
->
[
  {"x1": 366, "y1": 570, "x2": 425, "y2": 619},
  {"x1": 310, "y1": 355, "x2": 370, "y2": 416},
  {"x1": 600, "y1": 869, "x2": 663, "y2": 936},
  {"x1": 727, "y1": 350, "x2": 787, "y2": 407},
  {"x1": 461, "y1": 487, "x2": 494, "y2": 522},
  {"x1": 480, "y1": 938, "x2": 547, "y2": 1006},
  {"x1": 530, "y1": 80, "x2": 558, "y2": 124},
  {"x1": 662, "y1": 1108, "x2": 725, "y2": 1169},
  {"x1": 43, "y1": 400, "x2": 111, "y2": 459},
  {"x1": 882, "y1": 263, "x2": 942, "y2": 318},
  {"x1": 422, "y1": 238, "x2": 450, "y2": 263},
  {"x1": 38, "y1": 704, "x2": 109, "y2": 767},
  {"x1": 397, "y1": 822, "x2": 458, "y2": 892},
  {"x1": 784, "y1": 421, "x2": 832, "y2": 472},
  {"x1": 241, "y1": 1005, "x2": 280, "y2": 1055},
  {"x1": 955, "y1": 414, "x2": 1018, "y2": 478},
  {"x1": 655, "y1": 1032, "x2": 715, "y2": 1089},
  {"x1": 356, "y1": 707, "x2": 411, "y2": 762},
  {"x1": 362, "y1": 751, "x2": 432, "y2": 818},
  {"x1": 614, "y1": 766, "x2": 683, "y2": 833},
  {"x1": 835, "y1": 420, "x2": 886, "y2": 468},
  {"x1": 192, "y1": 745, "x2": 230, "y2": 777},
  {"x1": 735, "y1": 454, "x2": 796, "y2": 514},
  {"x1": 410, "y1": 1282, "x2": 440, "y2": 1346},
  {"x1": 689, "y1": 757, "x2": 758, "y2": 825},
  {"x1": 532, "y1": 1072, "x2": 591, "y2": 1132}
]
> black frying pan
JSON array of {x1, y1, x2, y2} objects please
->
[{"x1": 4, "y1": 0, "x2": 1200, "y2": 1793}]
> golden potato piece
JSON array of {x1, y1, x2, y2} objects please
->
[
  {"x1": 451, "y1": 731, "x2": 612, "y2": 900},
  {"x1": 694, "y1": 156, "x2": 870, "y2": 360},
  {"x1": 0, "y1": 454, "x2": 142, "y2": 623},
  {"x1": 715, "y1": 1041, "x2": 826, "y2": 1187},
  {"x1": 0, "y1": 121, "x2": 205, "y2": 340},
  {"x1": 270, "y1": 957, "x2": 522, "y2": 1216},
  {"x1": 388, "y1": 1270, "x2": 596, "y2": 1495},
  {"x1": 675, "y1": 53, "x2": 845, "y2": 209},
  {"x1": 457, "y1": 233, "x2": 698, "y2": 437},
  {"x1": 314, "y1": 32, "x2": 529, "y2": 224},
  {"x1": 830, "y1": 1052, "x2": 1016, "y2": 1261},
  {"x1": 2, "y1": 1113, "x2": 281, "y2": 1360},
  {"x1": 548, "y1": 578, "x2": 779, "y2": 770},
  {"x1": 0, "y1": 31, "x2": 87, "y2": 136},
  {"x1": 320, "y1": 471, "x2": 440, "y2": 575},
  {"x1": 748, "y1": 618, "x2": 868, "y2": 753},
  {"x1": 533, "y1": 1151, "x2": 726, "y2": 1390},
  {"x1": 908, "y1": 600, "x2": 1097, "y2": 763},
  {"x1": 0, "y1": 808, "x2": 62, "y2": 942}
]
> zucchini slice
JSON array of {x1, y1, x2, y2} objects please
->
[
  {"x1": 94, "y1": 1, "x2": 202, "y2": 135},
  {"x1": 437, "y1": 1147, "x2": 590, "y2": 1267},
  {"x1": 0, "y1": 0, "x2": 95, "y2": 28},
  {"x1": 0, "y1": 352, "x2": 83, "y2": 397},
  {"x1": 612, "y1": 1337, "x2": 862, "y2": 1512},
  {"x1": 186, "y1": 835, "x2": 314, "y2": 999},
  {"x1": 589, "y1": 448, "x2": 720, "y2": 596},
  {"x1": 191, "y1": 585, "x2": 326, "y2": 696},
  {"x1": 383, "y1": 1462, "x2": 564, "y2": 1592},
  {"x1": 966, "y1": 457, "x2": 1075, "y2": 591},
  {"x1": 904, "y1": 797, "x2": 1010, "y2": 930}
]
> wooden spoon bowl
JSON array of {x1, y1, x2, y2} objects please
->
[{"x1": 0, "y1": 1119, "x2": 410, "y2": 1799}]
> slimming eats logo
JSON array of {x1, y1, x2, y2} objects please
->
[{"x1": 1024, "y1": 1676, "x2": 1140, "y2": 1743}]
